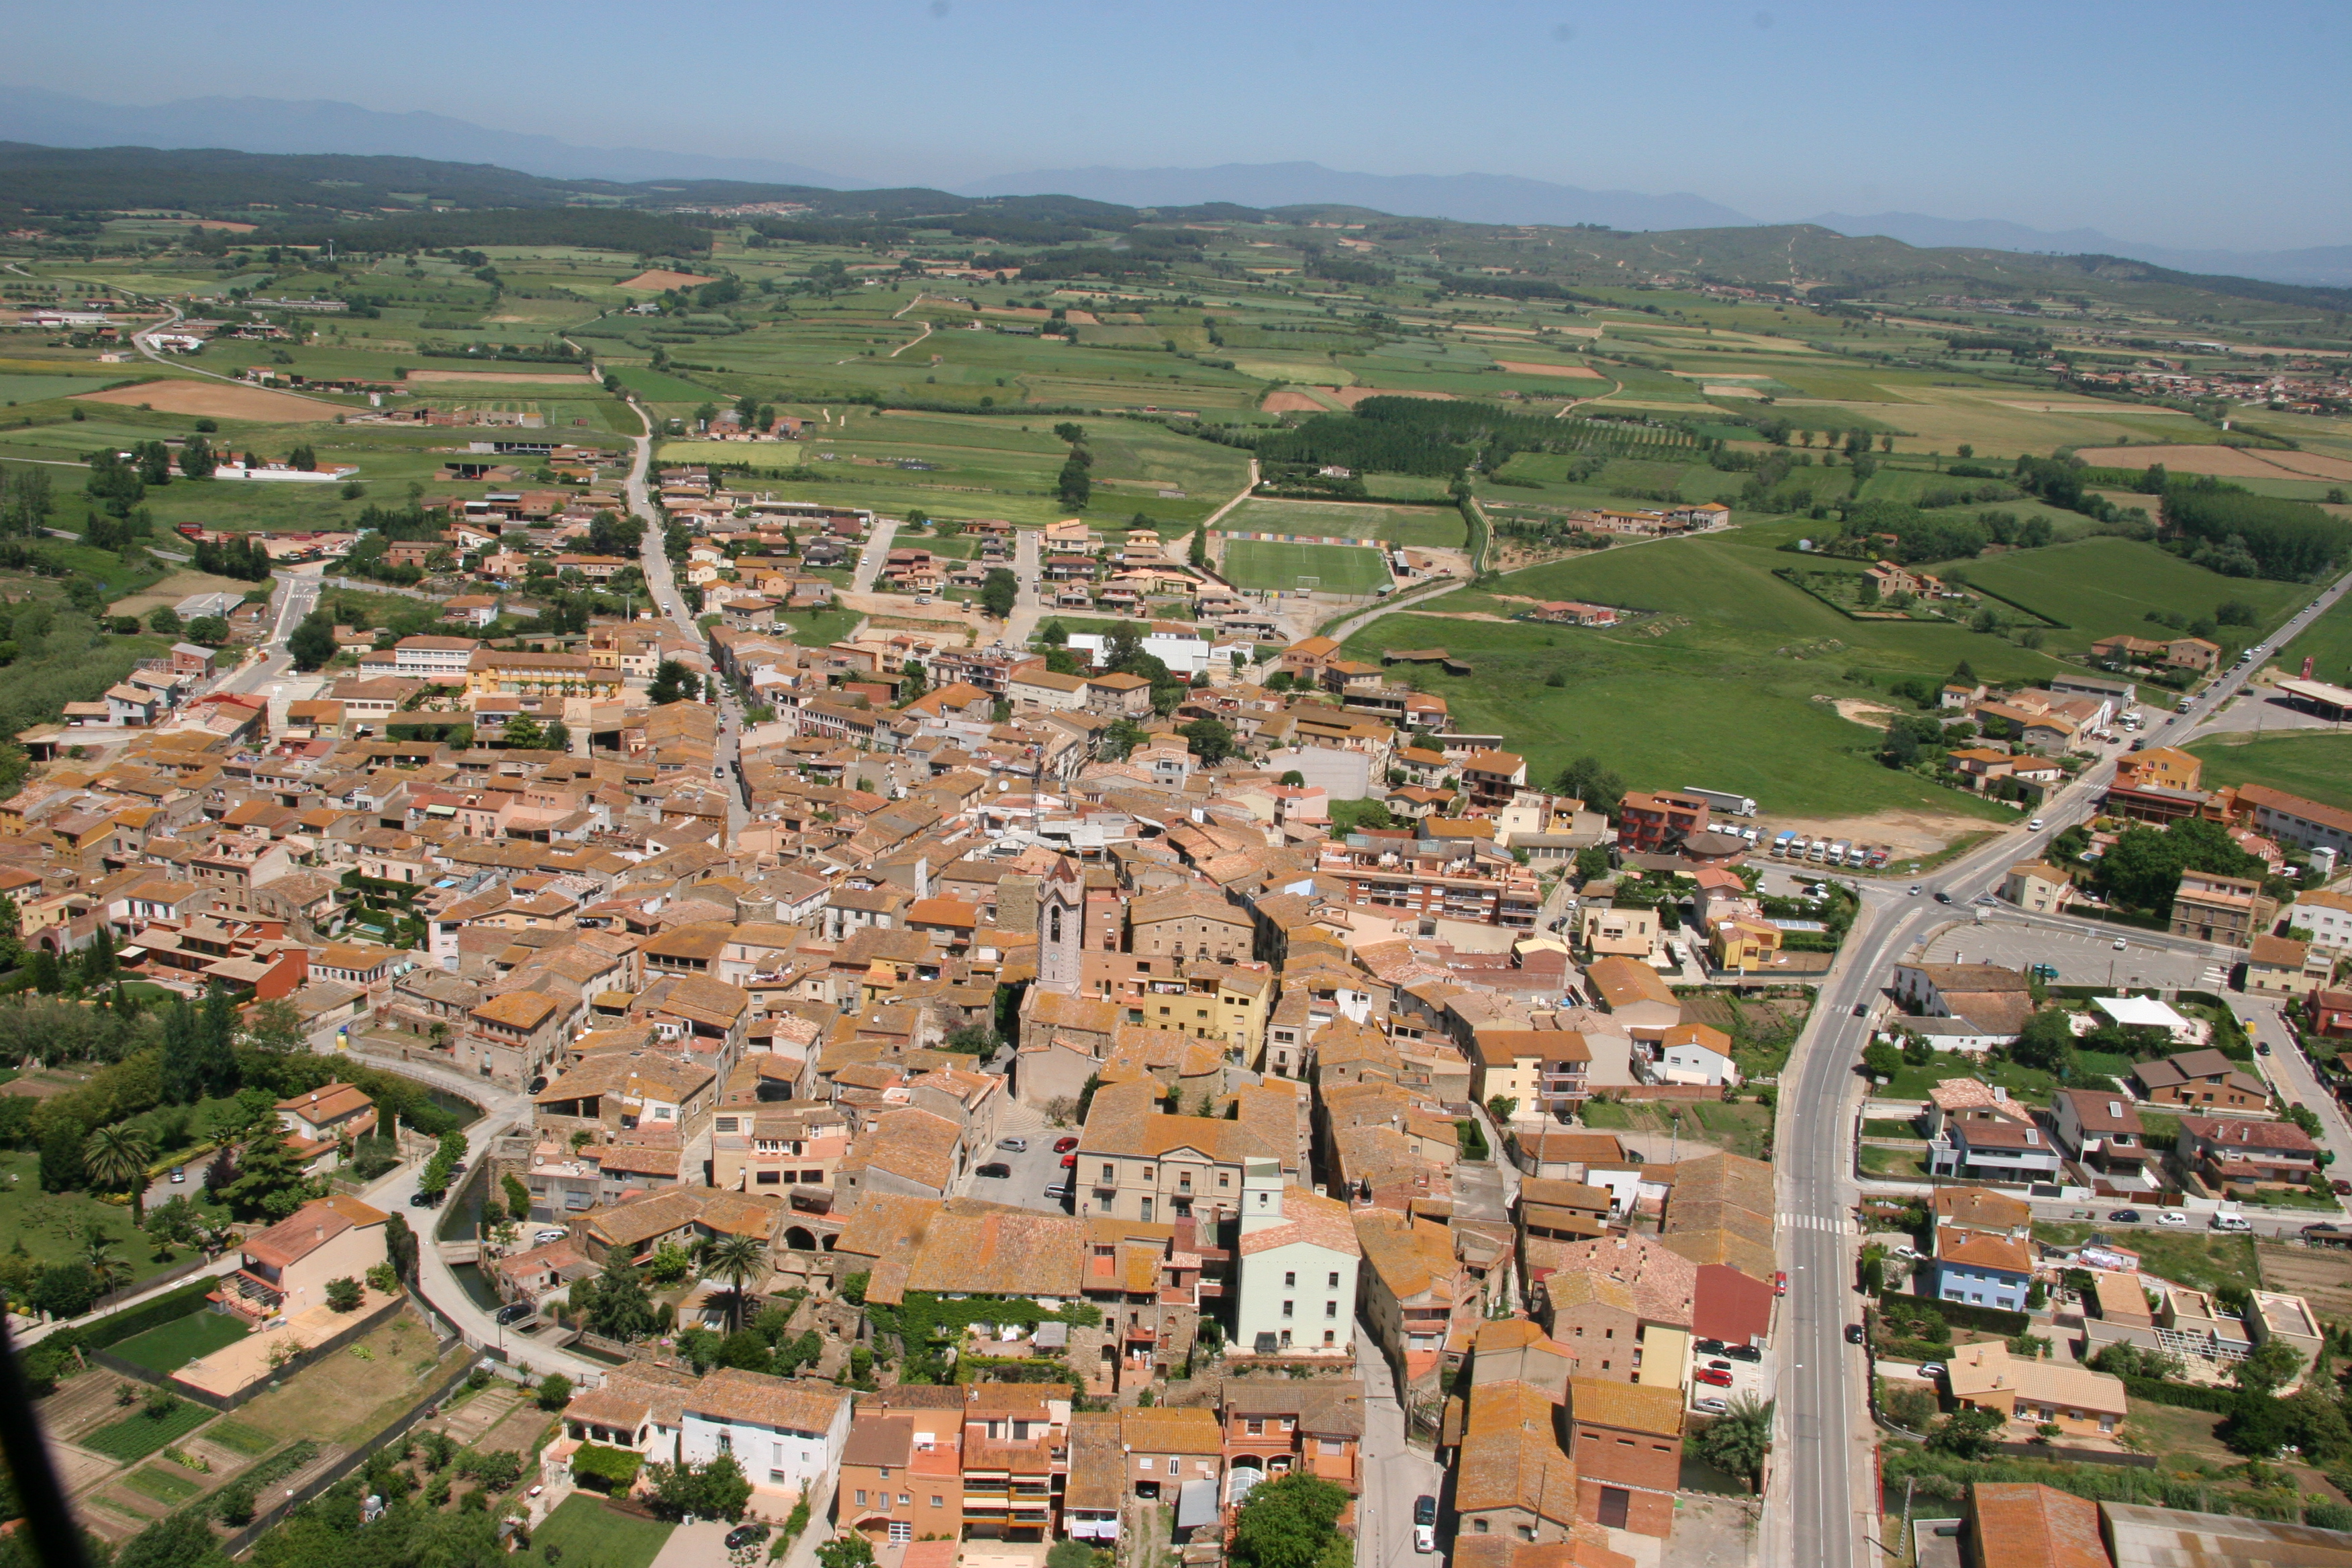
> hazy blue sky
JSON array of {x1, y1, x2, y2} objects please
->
[{"x1": 12, "y1": 0, "x2": 2349, "y2": 249}]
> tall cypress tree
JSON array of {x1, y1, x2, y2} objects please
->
[
  {"x1": 159, "y1": 995, "x2": 202, "y2": 1105},
  {"x1": 196, "y1": 983, "x2": 240, "y2": 1097}
]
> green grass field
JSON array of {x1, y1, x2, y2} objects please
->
[
  {"x1": 107, "y1": 1310, "x2": 250, "y2": 1373},
  {"x1": 531, "y1": 1496, "x2": 673, "y2": 1568},
  {"x1": 2273, "y1": 583, "x2": 2352, "y2": 688},
  {"x1": 1934, "y1": 537, "x2": 2308, "y2": 655},
  {"x1": 0, "y1": 1153, "x2": 179, "y2": 1285},
  {"x1": 123, "y1": 1466, "x2": 205, "y2": 1505},
  {"x1": 1221, "y1": 497, "x2": 1465, "y2": 550},
  {"x1": 204, "y1": 1420, "x2": 277, "y2": 1457},
  {"x1": 1221, "y1": 540, "x2": 1392, "y2": 594},
  {"x1": 2188, "y1": 731, "x2": 2352, "y2": 812},
  {"x1": 84, "y1": 1400, "x2": 215, "y2": 1463}
]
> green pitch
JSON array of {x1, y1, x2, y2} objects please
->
[{"x1": 1220, "y1": 541, "x2": 1392, "y2": 594}]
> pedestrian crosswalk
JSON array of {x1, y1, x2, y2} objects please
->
[{"x1": 1777, "y1": 1212, "x2": 1853, "y2": 1234}]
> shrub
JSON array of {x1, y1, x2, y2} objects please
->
[{"x1": 324, "y1": 1277, "x2": 362, "y2": 1312}]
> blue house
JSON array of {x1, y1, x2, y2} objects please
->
[{"x1": 1928, "y1": 1232, "x2": 2033, "y2": 1312}]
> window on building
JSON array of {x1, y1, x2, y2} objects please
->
[
  {"x1": 1328, "y1": 1272, "x2": 1340, "y2": 1289},
  {"x1": 1285, "y1": 1271, "x2": 1296, "y2": 1288},
  {"x1": 1282, "y1": 1301, "x2": 1294, "y2": 1318},
  {"x1": 855, "y1": 1490, "x2": 868, "y2": 1506},
  {"x1": 889, "y1": 1523, "x2": 912, "y2": 1544}
]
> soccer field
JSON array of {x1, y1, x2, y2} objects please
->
[{"x1": 1220, "y1": 541, "x2": 1393, "y2": 594}]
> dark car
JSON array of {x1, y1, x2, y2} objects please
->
[
  {"x1": 1845, "y1": 1322, "x2": 1865, "y2": 1345},
  {"x1": 1724, "y1": 1343, "x2": 1762, "y2": 1363},
  {"x1": 1693, "y1": 1338, "x2": 1727, "y2": 1357},
  {"x1": 495, "y1": 1302, "x2": 533, "y2": 1326},
  {"x1": 2256, "y1": 1042, "x2": 2271, "y2": 1055},
  {"x1": 1933, "y1": 891, "x2": 1952, "y2": 903},
  {"x1": 409, "y1": 1191, "x2": 440, "y2": 1208},
  {"x1": 1414, "y1": 1496, "x2": 1437, "y2": 1527},
  {"x1": 975, "y1": 1162, "x2": 1012, "y2": 1180},
  {"x1": 726, "y1": 1525, "x2": 771, "y2": 1551},
  {"x1": 1053, "y1": 1136, "x2": 1079, "y2": 1154},
  {"x1": 1852, "y1": 1003, "x2": 1869, "y2": 1018},
  {"x1": 2108, "y1": 1208, "x2": 2142, "y2": 1224}
]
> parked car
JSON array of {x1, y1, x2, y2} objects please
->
[
  {"x1": 1891, "y1": 1244, "x2": 1918, "y2": 1260},
  {"x1": 409, "y1": 1191, "x2": 440, "y2": 1208},
  {"x1": 1061, "y1": 1153, "x2": 1077, "y2": 1168},
  {"x1": 1695, "y1": 1367, "x2": 1734, "y2": 1387},
  {"x1": 1052, "y1": 1136, "x2": 1079, "y2": 1153},
  {"x1": 996, "y1": 1136, "x2": 1029, "y2": 1153},
  {"x1": 1414, "y1": 1495, "x2": 1437, "y2": 1554},
  {"x1": 975, "y1": 1162, "x2": 1012, "y2": 1179},
  {"x1": 1916, "y1": 1363, "x2": 1946, "y2": 1380},
  {"x1": 2212, "y1": 1214, "x2": 2253, "y2": 1233},
  {"x1": 170, "y1": 1167, "x2": 185, "y2": 1184},
  {"x1": 1846, "y1": 1323, "x2": 1866, "y2": 1345},
  {"x1": 726, "y1": 1525, "x2": 771, "y2": 1552},
  {"x1": 1694, "y1": 1396, "x2": 1730, "y2": 1414},
  {"x1": 1044, "y1": 1179, "x2": 1070, "y2": 1201},
  {"x1": 2158, "y1": 1210, "x2": 2189, "y2": 1227},
  {"x1": 1693, "y1": 1338, "x2": 1727, "y2": 1356},
  {"x1": 1706, "y1": 1359, "x2": 1734, "y2": 1372},
  {"x1": 2108, "y1": 1210, "x2": 2143, "y2": 1224},
  {"x1": 1723, "y1": 1344, "x2": 1762, "y2": 1363},
  {"x1": 534, "y1": 1229, "x2": 568, "y2": 1246},
  {"x1": 2112, "y1": 936, "x2": 2128, "y2": 950},
  {"x1": 1773, "y1": 1271, "x2": 1787, "y2": 1297},
  {"x1": 2256, "y1": 1042, "x2": 2271, "y2": 1055},
  {"x1": 495, "y1": 1302, "x2": 533, "y2": 1326}
]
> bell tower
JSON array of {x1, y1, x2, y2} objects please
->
[{"x1": 1036, "y1": 854, "x2": 1084, "y2": 996}]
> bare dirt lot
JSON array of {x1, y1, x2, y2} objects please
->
[
  {"x1": 1261, "y1": 389, "x2": 1336, "y2": 413},
  {"x1": 2073, "y1": 444, "x2": 2352, "y2": 484},
  {"x1": 1764, "y1": 808, "x2": 1997, "y2": 859},
  {"x1": 1493, "y1": 360, "x2": 1604, "y2": 379},
  {"x1": 1831, "y1": 697, "x2": 1902, "y2": 728},
  {"x1": 2257, "y1": 1241, "x2": 2352, "y2": 1322},
  {"x1": 75, "y1": 379, "x2": 334, "y2": 422},
  {"x1": 402, "y1": 369, "x2": 600, "y2": 387},
  {"x1": 108, "y1": 570, "x2": 264, "y2": 619},
  {"x1": 618, "y1": 269, "x2": 715, "y2": 291}
]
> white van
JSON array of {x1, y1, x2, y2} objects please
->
[{"x1": 2210, "y1": 1213, "x2": 2252, "y2": 1233}]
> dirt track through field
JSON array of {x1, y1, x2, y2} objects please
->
[
  {"x1": 73, "y1": 379, "x2": 333, "y2": 422},
  {"x1": 2073, "y1": 444, "x2": 2352, "y2": 484}
]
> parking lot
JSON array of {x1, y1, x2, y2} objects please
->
[
  {"x1": 962, "y1": 1119, "x2": 1078, "y2": 1215},
  {"x1": 1918, "y1": 915, "x2": 2225, "y2": 992},
  {"x1": 1687, "y1": 1339, "x2": 1769, "y2": 1416}
]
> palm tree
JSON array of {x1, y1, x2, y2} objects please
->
[
  {"x1": 82, "y1": 1125, "x2": 156, "y2": 1226},
  {"x1": 84, "y1": 1236, "x2": 132, "y2": 1300},
  {"x1": 703, "y1": 1234, "x2": 769, "y2": 1332}
]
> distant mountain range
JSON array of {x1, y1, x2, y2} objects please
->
[
  {"x1": 3, "y1": 83, "x2": 2346, "y2": 287},
  {"x1": 0, "y1": 83, "x2": 851, "y2": 191},
  {"x1": 1804, "y1": 211, "x2": 2352, "y2": 289},
  {"x1": 957, "y1": 162, "x2": 1752, "y2": 234}
]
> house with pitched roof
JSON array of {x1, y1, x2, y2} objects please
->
[
  {"x1": 219, "y1": 1194, "x2": 389, "y2": 1322},
  {"x1": 1565, "y1": 1377, "x2": 1682, "y2": 1537},
  {"x1": 1234, "y1": 1167, "x2": 1359, "y2": 1359},
  {"x1": 679, "y1": 1367, "x2": 853, "y2": 1504}
]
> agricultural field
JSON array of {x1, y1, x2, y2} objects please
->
[
  {"x1": 1221, "y1": 540, "x2": 1392, "y2": 595},
  {"x1": 2187, "y1": 731, "x2": 2352, "y2": 812}
]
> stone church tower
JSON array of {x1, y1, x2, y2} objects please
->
[{"x1": 1035, "y1": 853, "x2": 1085, "y2": 997}]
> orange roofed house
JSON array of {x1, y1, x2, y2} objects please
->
[
  {"x1": 219, "y1": 1193, "x2": 389, "y2": 1322},
  {"x1": 275, "y1": 1082, "x2": 377, "y2": 1174}
]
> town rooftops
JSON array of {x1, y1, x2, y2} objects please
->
[
  {"x1": 1566, "y1": 1375, "x2": 1682, "y2": 1436},
  {"x1": 242, "y1": 1194, "x2": 388, "y2": 1270},
  {"x1": 1968, "y1": 1483, "x2": 2107, "y2": 1568}
]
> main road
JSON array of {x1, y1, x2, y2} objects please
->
[
  {"x1": 618, "y1": 395, "x2": 747, "y2": 838},
  {"x1": 1767, "y1": 564, "x2": 2352, "y2": 1567}
]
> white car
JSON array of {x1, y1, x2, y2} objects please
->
[
  {"x1": 534, "y1": 1228, "x2": 568, "y2": 1246},
  {"x1": 2157, "y1": 1211, "x2": 2189, "y2": 1228},
  {"x1": 2027, "y1": 818, "x2": 2046, "y2": 830},
  {"x1": 2112, "y1": 937, "x2": 2128, "y2": 950}
]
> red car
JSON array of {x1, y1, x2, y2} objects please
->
[
  {"x1": 1061, "y1": 1153, "x2": 1077, "y2": 1169},
  {"x1": 1694, "y1": 1367, "x2": 1734, "y2": 1388},
  {"x1": 1053, "y1": 1136, "x2": 1079, "y2": 1154},
  {"x1": 1773, "y1": 1271, "x2": 1787, "y2": 1297}
]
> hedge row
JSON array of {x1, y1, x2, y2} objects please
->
[{"x1": 2118, "y1": 1374, "x2": 2242, "y2": 1414}]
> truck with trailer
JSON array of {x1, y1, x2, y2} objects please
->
[
  {"x1": 1683, "y1": 786, "x2": 1758, "y2": 818},
  {"x1": 1772, "y1": 831, "x2": 1797, "y2": 856}
]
